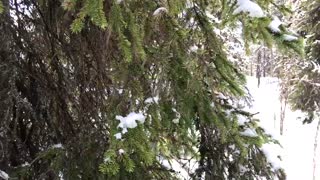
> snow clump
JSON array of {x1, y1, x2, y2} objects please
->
[{"x1": 233, "y1": 0, "x2": 265, "y2": 18}]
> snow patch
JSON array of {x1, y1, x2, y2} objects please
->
[
  {"x1": 22, "y1": 162, "x2": 30, "y2": 167},
  {"x1": 116, "y1": 0, "x2": 123, "y2": 4},
  {"x1": 153, "y1": 7, "x2": 168, "y2": 16},
  {"x1": 205, "y1": 11, "x2": 222, "y2": 23},
  {"x1": 172, "y1": 108, "x2": 181, "y2": 124},
  {"x1": 313, "y1": 40, "x2": 320, "y2": 45},
  {"x1": 246, "y1": 76, "x2": 283, "y2": 170},
  {"x1": 116, "y1": 88, "x2": 124, "y2": 94},
  {"x1": 145, "y1": 96, "x2": 159, "y2": 104},
  {"x1": 104, "y1": 157, "x2": 111, "y2": 163},
  {"x1": 116, "y1": 112, "x2": 146, "y2": 130},
  {"x1": 240, "y1": 128, "x2": 258, "y2": 137},
  {"x1": 216, "y1": 92, "x2": 227, "y2": 99},
  {"x1": 157, "y1": 155, "x2": 198, "y2": 179},
  {"x1": 172, "y1": 118, "x2": 180, "y2": 124},
  {"x1": 0, "y1": 170, "x2": 9, "y2": 180},
  {"x1": 118, "y1": 149, "x2": 125, "y2": 155},
  {"x1": 246, "y1": 76, "x2": 320, "y2": 178},
  {"x1": 237, "y1": 114, "x2": 249, "y2": 125},
  {"x1": 121, "y1": 127, "x2": 128, "y2": 134},
  {"x1": 115, "y1": 112, "x2": 146, "y2": 139},
  {"x1": 114, "y1": 133, "x2": 122, "y2": 140},
  {"x1": 52, "y1": 143, "x2": 63, "y2": 149},
  {"x1": 283, "y1": 34, "x2": 298, "y2": 41},
  {"x1": 268, "y1": 17, "x2": 282, "y2": 33},
  {"x1": 239, "y1": 165, "x2": 250, "y2": 174},
  {"x1": 261, "y1": 143, "x2": 282, "y2": 170},
  {"x1": 189, "y1": 45, "x2": 198, "y2": 52},
  {"x1": 233, "y1": 0, "x2": 265, "y2": 18}
]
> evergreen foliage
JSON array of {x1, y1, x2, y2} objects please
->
[
  {"x1": 0, "y1": 0, "x2": 302, "y2": 179},
  {"x1": 279, "y1": 0, "x2": 320, "y2": 122},
  {"x1": 0, "y1": 1, "x2": 3, "y2": 13}
]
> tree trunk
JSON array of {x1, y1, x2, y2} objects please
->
[{"x1": 313, "y1": 119, "x2": 320, "y2": 180}]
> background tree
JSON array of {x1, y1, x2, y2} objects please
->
[
  {"x1": 284, "y1": 0, "x2": 320, "y2": 118},
  {"x1": 276, "y1": 1, "x2": 320, "y2": 179}
]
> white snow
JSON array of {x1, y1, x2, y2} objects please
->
[
  {"x1": 148, "y1": 76, "x2": 320, "y2": 179},
  {"x1": 240, "y1": 128, "x2": 258, "y2": 137},
  {"x1": 246, "y1": 76, "x2": 284, "y2": 171},
  {"x1": 118, "y1": 149, "x2": 125, "y2": 155},
  {"x1": 205, "y1": 11, "x2": 222, "y2": 23},
  {"x1": 172, "y1": 108, "x2": 181, "y2": 124},
  {"x1": 237, "y1": 114, "x2": 249, "y2": 125},
  {"x1": 116, "y1": 0, "x2": 123, "y2": 4},
  {"x1": 246, "y1": 76, "x2": 320, "y2": 179},
  {"x1": 114, "y1": 133, "x2": 122, "y2": 139},
  {"x1": 22, "y1": 162, "x2": 30, "y2": 167},
  {"x1": 239, "y1": 165, "x2": 250, "y2": 174},
  {"x1": 116, "y1": 112, "x2": 146, "y2": 130},
  {"x1": 172, "y1": 118, "x2": 180, "y2": 124},
  {"x1": 153, "y1": 7, "x2": 168, "y2": 16},
  {"x1": 261, "y1": 143, "x2": 283, "y2": 170},
  {"x1": 121, "y1": 127, "x2": 128, "y2": 134},
  {"x1": 246, "y1": 76, "x2": 282, "y2": 139},
  {"x1": 213, "y1": 27, "x2": 221, "y2": 36},
  {"x1": 59, "y1": 171, "x2": 65, "y2": 180},
  {"x1": 116, "y1": 88, "x2": 124, "y2": 94},
  {"x1": 52, "y1": 143, "x2": 63, "y2": 149},
  {"x1": 283, "y1": 34, "x2": 298, "y2": 41},
  {"x1": 216, "y1": 92, "x2": 227, "y2": 99},
  {"x1": 104, "y1": 157, "x2": 111, "y2": 163},
  {"x1": 313, "y1": 40, "x2": 320, "y2": 45},
  {"x1": 144, "y1": 96, "x2": 159, "y2": 104},
  {"x1": 157, "y1": 155, "x2": 197, "y2": 179},
  {"x1": 0, "y1": 170, "x2": 9, "y2": 180},
  {"x1": 189, "y1": 45, "x2": 198, "y2": 52},
  {"x1": 233, "y1": 0, "x2": 265, "y2": 18},
  {"x1": 268, "y1": 17, "x2": 282, "y2": 33},
  {"x1": 115, "y1": 112, "x2": 146, "y2": 136}
]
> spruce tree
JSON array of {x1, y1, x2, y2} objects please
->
[{"x1": 0, "y1": 0, "x2": 302, "y2": 179}]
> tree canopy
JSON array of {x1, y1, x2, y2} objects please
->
[{"x1": 274, "y1": 0, "x2": 320, "y2": 123}]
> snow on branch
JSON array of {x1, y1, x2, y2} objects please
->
[
  {"x1": 268, "y1": 17, "x2": 282, "y2": 33},
  {"x1": 0, "y1": 170, "x2": 9, "y2": 180},
  {"x1": 153, "y1": 7, "x2": 168, "y2": 16},
  {"x1": 116, "y1": 112, "x2": 145, "y2": 129},
  {"x1": 51, "y1": 143, "x2": 64, "y2": 149},
  {"x1": 261, "y1": 143, "x2": 283, "y2": 170},
  {"x1": 283, "y1": 34, "x2": 298, "y2": 41},
  {"x1": 114, "y1": 112, "x2": 146, "y2": 139},
  {"x1": 115, "y1": 0, "x2": 123, "y2": 4},
  {"x1": 240, "y1": 128, "x2": 258, "y2": 137},
  {"x1": 144, "y1": 96, "x2": 159, "y2": 104},
  {"x1": 233, "y1": 0, "x2": 265, "y2": 18},
  {"x1": 114, "y1": 133, "x2": 122, "y2": 140},
  {"x1": 118, "y1": 149, "x2": 125, "y2": 155}
]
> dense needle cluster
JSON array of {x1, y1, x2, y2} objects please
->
[{"x1": 0, "y1": 0, "x2": 303, "y2": 179}]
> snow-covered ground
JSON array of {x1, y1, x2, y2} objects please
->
[{"x1": 246, "y1": 76, "x2": 320, "y2": 180}]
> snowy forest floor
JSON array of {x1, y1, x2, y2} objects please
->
[{"x1": 246, "y1": 76, "x2": 320, "y2": 180}]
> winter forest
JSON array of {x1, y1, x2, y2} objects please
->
[{"x1": 0, "y1": 0, "x2": 319, "y2": 179}]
